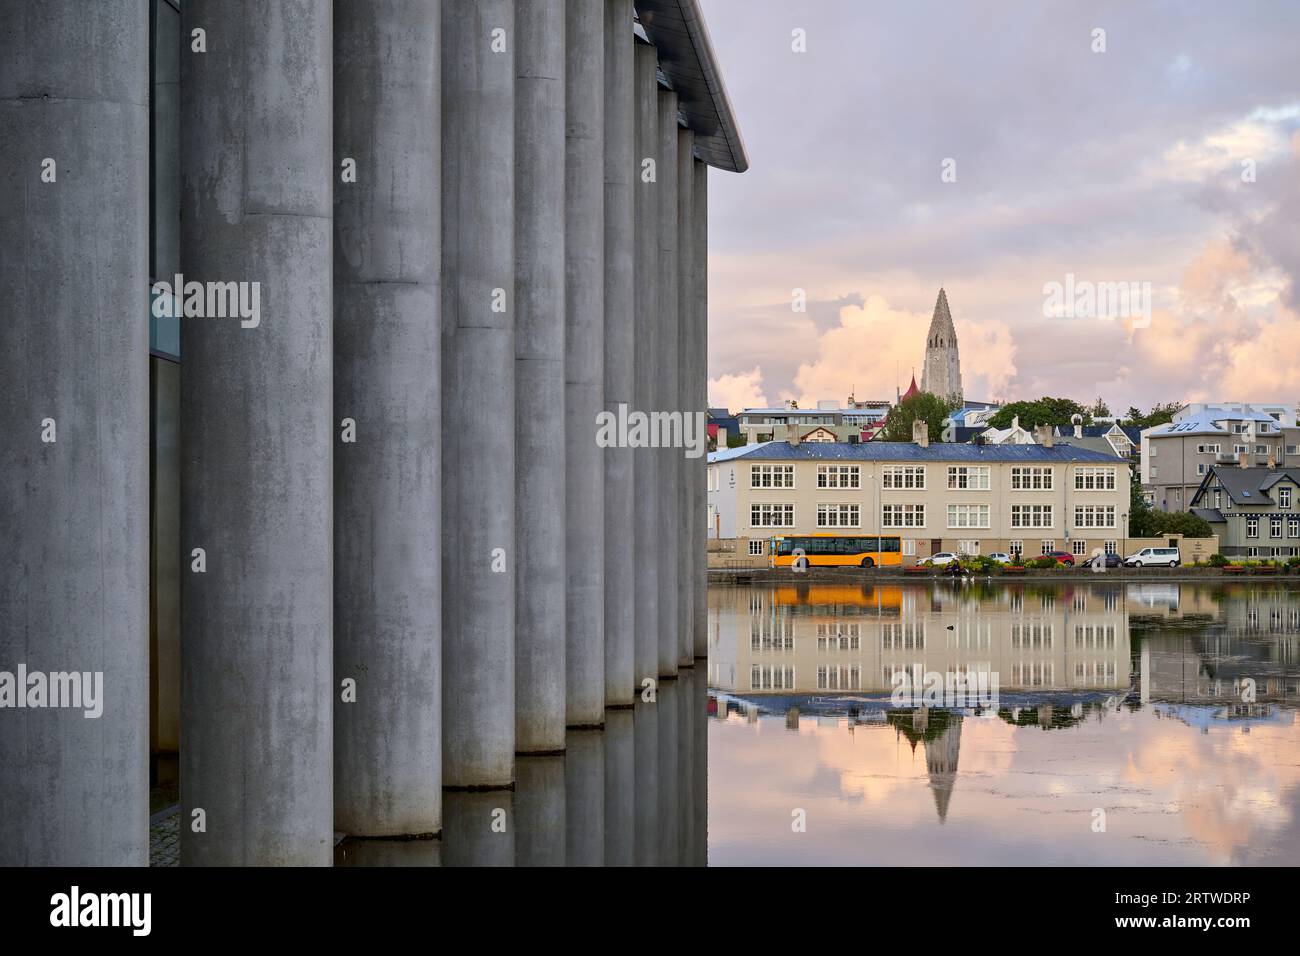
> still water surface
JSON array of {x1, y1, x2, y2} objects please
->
[{"x1": 707, "y1": 580, "x2": 1300, "y2": 865}]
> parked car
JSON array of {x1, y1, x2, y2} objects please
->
[
  {"x1": 987, "y1": 552, "x2": 1012, "y2": 564},
  {"x1": 1124, "y1": 547, "x2": 1181, "y2": 568},
  {"x1": 1043, "y1": 550, "x2": 1075, "y2": 566},
  {"x1": 919, "y1": 552, "x2": 961, "y2": 567},
  {"x1": 1082, "y1": 552, "x2": 1123, "y2": 569}
]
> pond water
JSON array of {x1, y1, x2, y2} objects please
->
[{"x1": 706, "y1": 580, "x2": 1300, "y2": 865}]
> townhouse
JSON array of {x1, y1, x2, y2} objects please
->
[
  {"x1": 1190, "y1": 464, "x2": 1300, "y2": 558},
  {"x1": 707, "y1": 424, "x2": 1132, "y2": 562}
]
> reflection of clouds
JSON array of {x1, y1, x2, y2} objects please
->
[{"x1": 710, "y1": 706, "x2": 1300, "y2": 865}]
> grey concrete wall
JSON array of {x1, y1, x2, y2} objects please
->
[
  {"x1": 0, "y1": 0, "x2": 149, "y2": 866},
  {"x1": 692, "y1": 650, "x2": 708, "y2": 864},
  {"x1": 443, "y1": 791, "x2": 515, "y2": 866},
  {"x1": 656, "y1": 89, "x2": 681, "y2": 679},
  {"x1": 677, "y1": 664, "x2": 695, "y2": 863},
  {"x1": 514, "y1": 0, "x2": 567, "y2": 754},
  {"x1": 675, "y1": 128, "x2": 695, "y2": 668},
  {"x1": 693, "y1": 159, "x2": 710, "y2": 659},
  {"x1": 602, "y1": 707, "x2": 635, "y2": 864},
  {"x1": 442, "y1": 0, "x2": 516, "y2": 787},
  {"x1": 515, "y1": 754, "x2": 565, "y2": 865},
  {"x1": 565, "y1": 727, "x2": 605, "y2": 865},
  {"x1": 633, "y1": 692, "x2": 659, "y2": 865},
  {"x1": 602, "y1": 0, "x2": 637, "y2": 706},
  {"x1": 179, "y1": 0, "x2": 334, "y2": 866},
  {"x1": 656, "y1": 675, "x2": 680, "y2": 863},
  {"x1": 632, "y1": 43, "x2": 660, "y2": 690},
  {"x1": 333, "y1": 0, "x2": 442, "y2": 838},
  {"x1": 564, "y1": 0, "x2": 606, "y2": 727}
]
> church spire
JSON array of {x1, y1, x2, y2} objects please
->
[{"x1": 920, "y1": 287, "x2": 963, "y2": 403}]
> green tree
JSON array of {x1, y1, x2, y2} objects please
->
[
  {"x1": 987, "y1": 397, "x2": 1092, "y2": 430},
  {"x1": 1123, "y1": 402, "x2": 1180, "y2": 429},
  {"x1": 880, "y1": 391, "x2": 953, "y2": 442},
  {"x1": 1129, "y1": 477, "x2": 1212, "y2": 537}
]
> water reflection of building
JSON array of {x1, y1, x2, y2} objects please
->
[
  {"x1": 887, "y1": 707, "x2": 963, "y2": 822},
  {"x1": 708, "y1": 582, "x2": 1131, "y2": 696}
]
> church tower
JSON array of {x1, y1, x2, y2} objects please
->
[{"x1": 920, "y1": 287, "x2": 963, "y2": 405}]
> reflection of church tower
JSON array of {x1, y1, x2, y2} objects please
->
[
  {"x1": 920, "y1": 288, "x2": 963, "y2": 404},
  {"x1": 925, "y1": 718, "x2": 963, "y2": 823}
]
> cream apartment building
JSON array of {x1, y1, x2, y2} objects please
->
[{"x1": 707, "y1": 427, "x2": 1132, "y2": 562}]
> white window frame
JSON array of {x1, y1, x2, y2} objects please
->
[
  {"x1": 1011, "y1": 503, "x2": 1054, "y2": 528},
  {"x1": 751, "y1": 503, "x2": 795, "y2": 528},
  {"x1": 882, "y1": 503, "x2": 926, "y2": 528},
  {"x1": 816, "y1": 503, "x2": 860, "y2": 528},
  {"x1": 750, "y1": 464, "x2": 795, "y2": 489},
  {"x1": 816, "y1": 464, "x2": 860, "y2": 489},
  {"x1": 1280, "y1": 487, "x2": 1292, "y2": 509},
  {"x1": 1011, "y1": 466, "x2": 1054, "y2": 491},
  {"x1": 881, "y1": 465, "x2": 926, "y2": 489},
  {"x1": 1074, "y1": 467, "x2": 1117, "y2": 491},
  {"x1": 748, "y1": 539, "x2": 765, "y2": 556},
  {"x1": 1074, "y1": 504, "x2": 1117, "y2": 529},
  {"x1": 947, "y1": 503, "x2": 990, "y2": 529},
  {"x1": 947, "y1": 465, "x2": 990, "y2": 490}
]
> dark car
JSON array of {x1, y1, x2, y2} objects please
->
[
  {"x1": 1081, "y1": 552, "x2": 1122, "y2": 569},
  {"x1": 1044, "y1": 550, "x2": 1076, "y2": 566}
]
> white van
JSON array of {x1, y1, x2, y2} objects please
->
[{"x1": 1124, "y1": 547, "x2": 1180, "y2": 568}]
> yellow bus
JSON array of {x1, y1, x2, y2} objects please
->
[{"x1": 769, "y1": 533, "x2": 904, "y2": 569}]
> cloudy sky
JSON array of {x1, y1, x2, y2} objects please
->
[{"x1": 700, "y1": 0, "x2": 1300, "y2": 415}]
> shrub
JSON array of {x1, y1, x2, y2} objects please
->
[
  {"x1": 1207, "y1": 553, "x2": 1228, "y2": 567},
  {"x1": 1029, "y1": 556, "x2": 1058, "y2": 570}
]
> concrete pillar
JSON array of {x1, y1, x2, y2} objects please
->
[
  {"x1": 676, "y1": 128, "x2": 696, "y2": 668},
  {"x1": 602, "y1": 0, "x2": 636, "y2": 706},
  {"x1": 442, "y1": 0, "x2": 516, "y2": 787},
  {"x1": 0, "y1": 1, "x2": 149, "y2": 866},
  {"x1": 565, "y1": 728, "x2": 605, "y2": 865},
  {"x1": 334, "y1": 0, "x2": 442, "y2": 839},
  {"x1": 514, "y1": 0, "x2": 566, "y2": 754},
  {"x1": 656, "y1": 88, "x2": 680, "y2": 679},
  {"x1": 693, "y1": 648, "x2": 708, "y2": 865},
  {"x1": 633, "y1": 693, "x2": 659, "y2": 865},
  {"x1": 179, "y1": 0, "x2": 333, "y2": 865},
  {"x1": 443, "y1": 791, "x2": 515, "y2": 866},
  {"x1": 565, "y1": 0, "x2": 606, "y2": 727},
  {"x1": 631, "y1": 43, "x2": 660, "y2": 690},
  {"x1": 603, "y1": 707, "x2": 635, "y2": 865},
  {"x1": 335, "y1": 837, "x2": 441, "y2": 867},
  {"x1": 678, "y1": 664, "x2": 695, "y2": 863},
  {"x1": 693, "y1": 159, "x2": 710, "y2": 659},
  {"x1": 656, "y1": 675, "x2": 680, "y2": 864},
  {"x1": 515, "y1": 754, "x2": 565, "y2": 865}
]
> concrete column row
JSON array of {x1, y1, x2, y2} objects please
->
[{"x1": 2, "y1": 0, "x2": 714, "y2": 863}]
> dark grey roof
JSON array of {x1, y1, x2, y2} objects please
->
[
  {"x1": 1056, "y1": 436, "x2": 1127, "y2": 458},
  {"x1": 1197, "y1": 465, "x2": 1300, "y2": 506},
  {"x1": 1191, "y1": 507, "x2": 1226, "y2": 524},
  {"x1": 708, "y1": 441, "x2": 1127, "y2": 464},
  {"x1": 636, "y1": 0, "x2": 749, "y2": 173}
]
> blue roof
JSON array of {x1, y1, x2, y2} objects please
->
[
  {"x1": 1151, "y1": 409, "x2": 1279, "y2": 438},
  {"x1": 707, "y1": 441, "x2": 1126, "y2": 464}
]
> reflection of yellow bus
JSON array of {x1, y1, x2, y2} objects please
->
[
  {"x1": 770, "y1": 534, "x2": 903, "y2": 569},
  {"x1": 769, "y1": 584, "x2": 903, "y2": 611}
]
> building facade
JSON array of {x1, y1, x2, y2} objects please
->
[
  {"x1": 1190, "y1": 464, "x2": 1300, "y2": 557},
  {"x1": 1142, "y1": 403, "x2": 1300, "y2": 512},
  {"x1": 707, "y1": 435, "x2": 1132, "y2": 561}
]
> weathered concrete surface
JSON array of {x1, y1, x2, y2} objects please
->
[
  {"x1": 333, "y1": 0, "x2": 442, "y2": 838},
  {"x1": 442, "y1": 0, "x2": 516, "y2": 786},
  {"x1": 565, "y1": 0, "x2": 606, "y2": 727},
  {"x1": 633, "y1": 692, "x2": 659, "y2": 865},
  {"x1": 656, "y1": 675, "x2": 680, "y2": 864},
  {"x1": 677, "y1": 664, "x2": 696, "y2": 863},
  {"x1": 565, "y1": 727, "x2": 605, "y2": 865},
  {"x1": 602, "y1": 707, "x2": 635, "y2": 865},
  {"x1": 693, "y1": 159, "x2": 710, "y2": 659},
  {"x1": 692, "y1": 647, "x2": 708, "y2": 864},
  {"x1": 0, "y1": 0, "x2": 149, "y2": 866},
  {"x1": 656, "y1": 88, "x2": 680, "y2": 679},
  {"x1": 602, "y1": 0, "x2": 636, "y2": 706},
  {"x1": 443, "y1": 790, "x2": 514, "y2": 866},
  {"x1": 179, "y1": 0, "x2": 334, "y2": 865},
  {"x1": 632, "y1": 43, "x2": 660, "y2": 690},
  {"x1": 675, "y1": 128, "x2": 696, "y2": 668},
  {"x1": 515, "y1": 754, "x2": 565, "y2": 865},
  {"x1": 514, "y1": 0, "x2": 567, "y2": 754}
]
